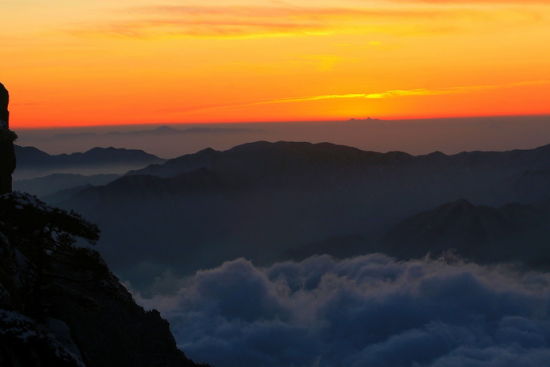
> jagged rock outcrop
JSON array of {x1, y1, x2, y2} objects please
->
[
  {"x1": 0, "y1": 192, "x2": 207, "y2": 367},
  {"x1": 0, "y1": 82, "x2": 16, "y2": 194}
]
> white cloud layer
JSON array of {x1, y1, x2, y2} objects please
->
[{"x1": 136, "y1": 254, "x2": 550, "y2": 367}]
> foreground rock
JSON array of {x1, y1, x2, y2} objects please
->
[
  {"x1": 0, "y1": 192, "x2": 206, "y2": 367},
  {"x1": 0, "y1": 82, "x2": 16, "y2": 194}
]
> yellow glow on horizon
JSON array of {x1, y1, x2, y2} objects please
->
[{"x1": 1, "y1": 0, "x2": 550, "y2": 127}]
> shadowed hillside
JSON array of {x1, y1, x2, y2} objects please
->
[
  {"x1": 14, "y1": 173, "x2": 120, "y2": 197},
  {"x1": 381, "y1": 199, "x2": 550, "y2": 265},
  {"x1": 50, "y1": 141, "x2": 550, "y2": 290}
]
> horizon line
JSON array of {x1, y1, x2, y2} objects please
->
[{"x1": 12, "y1": 112, "x2": 550, "y2": 130}]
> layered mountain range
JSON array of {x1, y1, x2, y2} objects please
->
[{"x1": 47, "y1": 141, "x2": 550, "y2": 290}]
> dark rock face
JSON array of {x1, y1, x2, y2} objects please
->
[
  {"x1": 0, "y1": 83, "x2": 8, "y2": 126},
  {"x1": 0, "y1": 192, "x2": 206, "y2": 367},
  {"x1": 0, "y1": 82, "x2": 16, "y2": 194}
]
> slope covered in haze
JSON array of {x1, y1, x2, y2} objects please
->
[
  {"x1": 381, "y1": 199, "x2": 550, "y2": 265},
  {"x1": 14, "y1": 173, "x2": 120, "y2": 197},
  {"x1": 56, "y1": 141, "x2": 550, "y2": 290},
  {"x1": 282, "y1": 199, "x2": 550, "y2": 268}
]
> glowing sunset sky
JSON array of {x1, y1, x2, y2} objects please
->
[{"x1": 1, "y1": 0, "x2": 550, "y2": 127}]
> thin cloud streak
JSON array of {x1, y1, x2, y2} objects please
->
[
  {"x1": 176, "y1": 80, "x2": 550, "y2": 114},
  {"x1": 265, "y1": 80, "x2": 550, "y2": 104},
  {"x1": 131, "y1": 5, "x2": 445, "y2": 18},
  {"x1": 70, "y1": 4, "x2": 539, "y2": 39},
  {"x1": 79, "y1": 7, "x2": 440, "y2": 39}
]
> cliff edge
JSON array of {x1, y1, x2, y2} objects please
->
[{"x1": 0, "y1": 192, "x2": 207, "y2": 367}]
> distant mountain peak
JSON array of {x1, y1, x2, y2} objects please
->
[
  {"x1": 84, "y1": 146, "x2": 120, "y2": 153},
  {"x1": 15, "y1": 145, "x2": 165, "y2": 176},
  {"x1": 127, "y1": 140, "x2": 414, "y2": 180},
  {"x1": 423, "y1": 151, "x2": 448, "y2": 159}
]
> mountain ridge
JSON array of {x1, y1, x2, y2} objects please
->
[
  {"x1": 53, "y1": 140, "x2": 550, "y2": 288},
  {"x1": 16, "y1": 145, "x2": 164, "y2": 169}
]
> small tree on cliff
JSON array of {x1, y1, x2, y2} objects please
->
[{"x1": 0, "y1": 192, "x2": 100, "y2": 316}]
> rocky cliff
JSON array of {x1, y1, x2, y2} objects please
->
[
  {"x1": 0, "y1": 192, "x2": 207, "y2": 367},
  {"x1": 0, "y1": 82, "x2": 16, "y2": 194}
]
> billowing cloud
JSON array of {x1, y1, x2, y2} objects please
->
[{"x1": 135, "y1": 255, "x2": 550, "y2": 367}]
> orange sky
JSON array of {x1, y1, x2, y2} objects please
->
[{"x1": 1, "y1": 0, "x2": 550, "y2": 128}]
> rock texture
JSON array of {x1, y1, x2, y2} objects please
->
[{"x1": 0, "y1": 192, "x2": 207, "y2": 367}]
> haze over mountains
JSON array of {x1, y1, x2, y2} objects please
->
[
  {"x1": 16, "y1": 115, "x2": 550, "y2": 158},
  {"x1": 14, "y1": 173, "x2": 120, "y2": 198},
  {"x1": 14, "y1": 145, "x2": 164, "y2": 179},
  {"x1": 10, "y1": 136, "x2": 550, "y2": 367},
  {"x1": 37, "y1": 140, "x2": 550, "y2": 291},
  {"x1": 382, "y1": 199, "x2": 550, "y2": 265}
]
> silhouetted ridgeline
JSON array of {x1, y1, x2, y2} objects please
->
[
  {"x1": 0, "y1": 193, "x2": 207, "y2": 367},
  {"x1": 14, "y1": 145, "x2": 164, "y2": 179},
  {"x1": 16, "y1": 145, "x2": 163, "y2": 168},
  {"x1": 50, "y1": 141, "x2": 550, "y2": 289}
]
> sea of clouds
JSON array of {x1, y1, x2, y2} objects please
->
[{"x1": 135, "y1": 254, "x2": 550, "y2": 367}]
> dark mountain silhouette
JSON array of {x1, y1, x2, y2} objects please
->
[
  {"x1": 128, "y1": 140, "x2": 414, "y2": 180},
  {"x1": 0, "y1": 192, "x2": 207, "y2": 367},
  {"x1": 130, "y1": 140, "x2": 550, "y2": 179},
  {"x1": 55, "y1": 141, "x2": 550, "y2": 290},
  {"x1": 16, "y1": 145, "x2": 163, "y2": 169}
]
